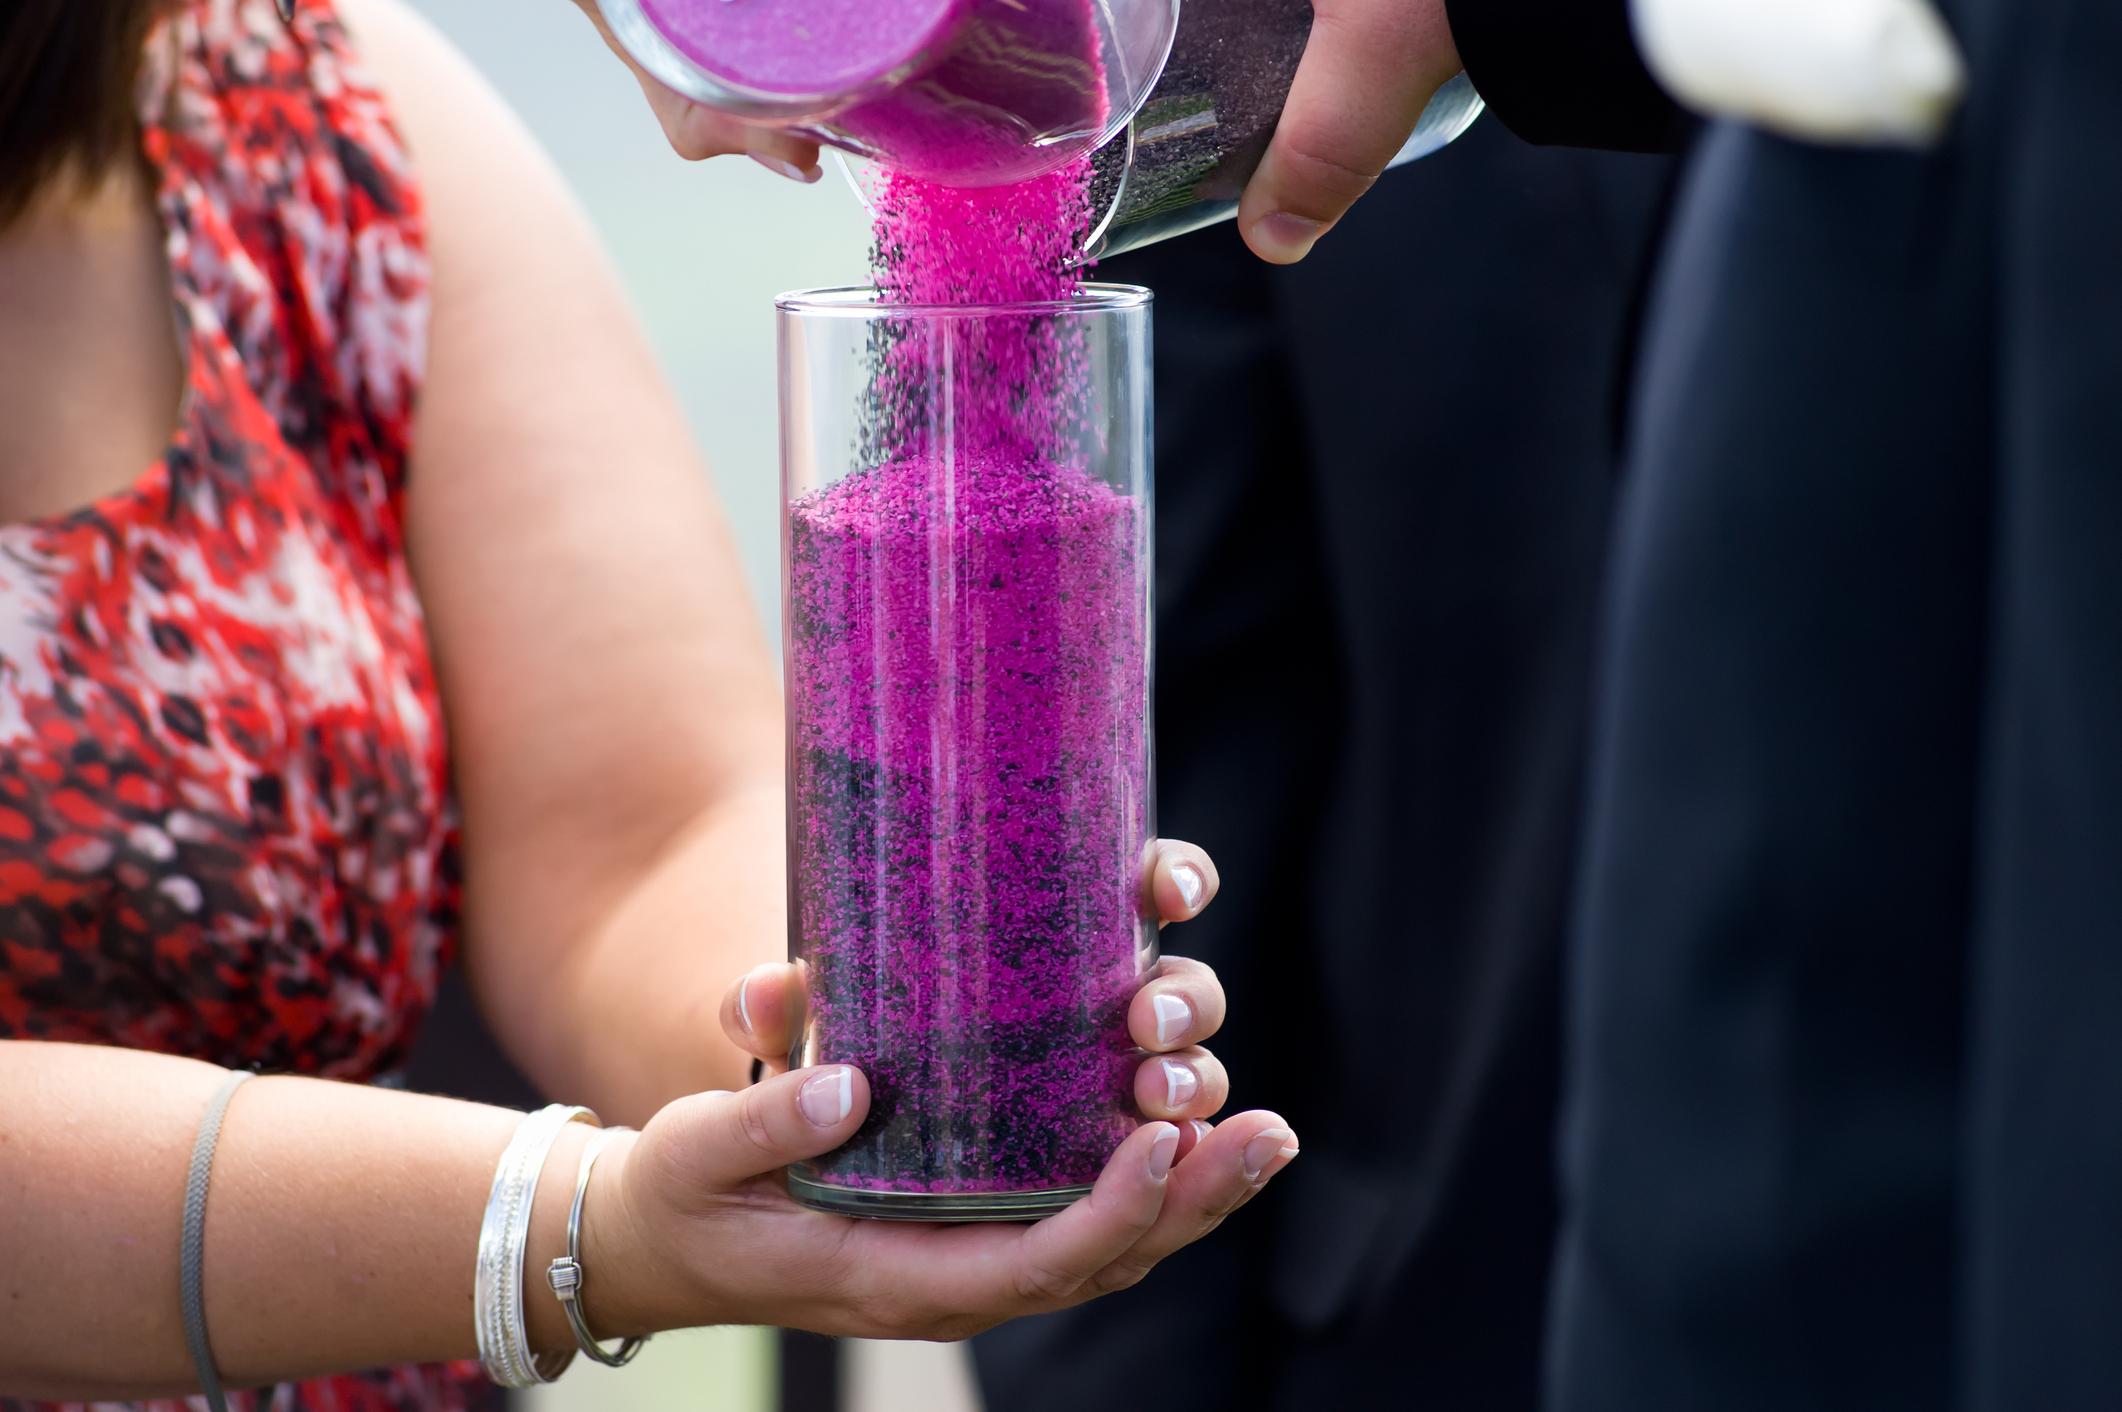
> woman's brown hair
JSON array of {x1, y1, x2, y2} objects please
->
[{"x1": 0, "y1": 0, "x2": 170, "y2": 224}]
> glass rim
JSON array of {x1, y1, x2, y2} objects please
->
[{"x1": 775, "y1": 282, "x2": 1152, "y2": 321}]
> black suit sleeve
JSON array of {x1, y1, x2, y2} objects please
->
[{"x1": 1445, "y1": 0, "x2": 1692, "y2": 153}]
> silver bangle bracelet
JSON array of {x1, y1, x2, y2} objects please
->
[
  {"x1": 546, "y1": 1127, "x2": 651, "y2": 1368},
  {"x1": 475, "y1": 1104, "x2": 597, "y2": 1387}
]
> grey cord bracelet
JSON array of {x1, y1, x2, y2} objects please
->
[{"x1": 181, "y1": 1068, "x2": 255, "y2": 1412}]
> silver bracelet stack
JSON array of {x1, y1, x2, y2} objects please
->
[{"x1": 474, "y1": 1103, "x2": 597, "y2": 1387}]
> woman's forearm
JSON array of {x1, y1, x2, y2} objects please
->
[
  {"x1": 0, "y1": 1040, "x2": 593, "y2": 1397},
  {"x1": 540, "y1": 779, "x2": 787, "y2": 1126}
]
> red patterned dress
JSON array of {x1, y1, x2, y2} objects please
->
[{"x1": 0, "y1": 1, "x2": 491, "y2": 1407}]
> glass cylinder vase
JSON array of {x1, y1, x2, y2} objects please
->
[{"x1": 777, "y1": 284, "x2": 1156, "y2": 1221}]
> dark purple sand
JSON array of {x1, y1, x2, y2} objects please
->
[{"x1": 787, "y1": 450, "x2": 1147, "y2": 1194}]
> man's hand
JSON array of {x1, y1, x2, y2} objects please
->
[
  {"x1": 568, "y1": 0, "x2": 824, "y2": 181},
  {"x1": 1235, "y1": 0, "x2": 1463, "y2": 264}
]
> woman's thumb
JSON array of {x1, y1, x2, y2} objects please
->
[{"x1": 659, "y1": 1065, "x2": 870, "y2": 1188}]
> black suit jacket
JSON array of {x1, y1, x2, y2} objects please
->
[
  {"x1": 973, "y1": 112, "x2": 1672, "y2": 1412},
  {"x1": 1447, "y1": 0, "x2": 1687, "y2": 152},
  {"x1": 1547, "y1": 0, "x2": 2122, "y2": 1407},
  {"x1": 1320, "y1": 0, "x2": 2122, "y2": 1406}
]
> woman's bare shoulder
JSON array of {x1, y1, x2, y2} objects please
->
[
  {"x1": 334, "y1": 0, "x2": 469, "y2": 107},
  {"x1": 332, "y1": 0, "x2": 581, "y2": 231}
]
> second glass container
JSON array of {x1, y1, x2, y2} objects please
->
[{"x1": 602, "y1": 0, "x2": 1483, "y2": 256}]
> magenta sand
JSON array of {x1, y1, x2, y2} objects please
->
[
  {"x1": 640, "y1": 0, "x2": 1109, "y2": 184},
  {"x1": 782, "y1": 0, "x2": 1150, "y2": 1212},
  {"x1": 787, "y1": 449, "x2": 1146, "y2": 1198}
]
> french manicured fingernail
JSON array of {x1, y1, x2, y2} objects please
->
[
  {"x1": 1160, "y1": 1058, "x2": 1200, "y2": 1111},
  {"x1": 1152, "y1": 992, "x2": 1192, "y2": 1048},
  {"x1": 1147, "y1": 1123, "x2": 1181, "y2": 1181},
  {"x1": 1243, "y1": 1128, "x2": 1299, "y2": 1182},
  {"x1": 735, "y1": 974, "x2": 756, "y2": 1036},
  {"x1": 1249, "y1": 212, "x2": 1324, "y2": 263},
  {"x1": 750, "y1": 152, "x2": 822, "y2": 184},
  {"x1": 800, "y1": 1066, "x2": 854, "y2": 1126},
  {"x1": 1170, "y1": 861, "x2": 1205, "y2": 912}
]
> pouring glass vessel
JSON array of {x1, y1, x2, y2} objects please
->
[{"x1": 600, "y1": 0, "x2": 1483, "y2": 257}]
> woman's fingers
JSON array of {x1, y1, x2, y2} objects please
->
[
  {"x1": 1080, "y1": 1111, "x2": 1300, "y2": 1295},
  {"x1": 1144, "y1": 839, "x2": 1219, "y2": 926},
  {"x1": 733, "y1": 845, "x2": 1222, "y2": 1064},
  {"x1": 568, "y1": 0, "x2": 823, "y2": 173},
  {"x1": 1127, "y1": 954, "x2": 1227, "y2": 1054},
  {"x1": 745, "y1": 144, "x2": 827, "y2": 184},
  {"x1": 1132, "y1": 1048, "x2": 1229, "y2": 1122},
  {"x1": 995, "y1": 1122, "x2": 1180, "y2": 1308},
  {"x1": 750, "y1": 1114, "x2": 1285, "y2": 1338},
  {"x1": 654, "y1": 98, "x2": 823, "y2": 174},
  {"x1": 719, "y1": 961, "x2": 805, "y2": 1065},
  {"x1": 977, "y1": 1111, "x2": 1297, "y2": 1317},
  {"x1": 653, "y1": 1065, "x2": 870, "y2": 1193}
]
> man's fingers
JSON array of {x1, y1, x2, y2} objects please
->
[{"x1": 1237, "y1": 0, "x2": 1460, "y2": 263}]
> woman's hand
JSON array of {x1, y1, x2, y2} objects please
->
[
  {"x1": 566, "y1": 0, "x2": 824, "y2": 181},
  {"x1": 725, "y1": 839, "x2": 1234, "y2": 1143},
  {"x1": 580, "y1": 840, "x2": 1296, "y2": 1341}
]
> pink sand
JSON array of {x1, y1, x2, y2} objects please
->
[
  {"x1": 640, "y1": 0, "x2": 962, "y2": 95},
  {"x1": 643, "y1": 0, "x2": 1107, "y2": 184}
]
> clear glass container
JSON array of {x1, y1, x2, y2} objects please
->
[
  {"x1": 602, "y1": 0, "x2": 1482, "y2": 253},
  {"x1": 777, "y1": 285, "x2": 1156, "y2": 1221},
  {"x1": 1087, "y1": 71, "x2": 1483, "y2": 259}
]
